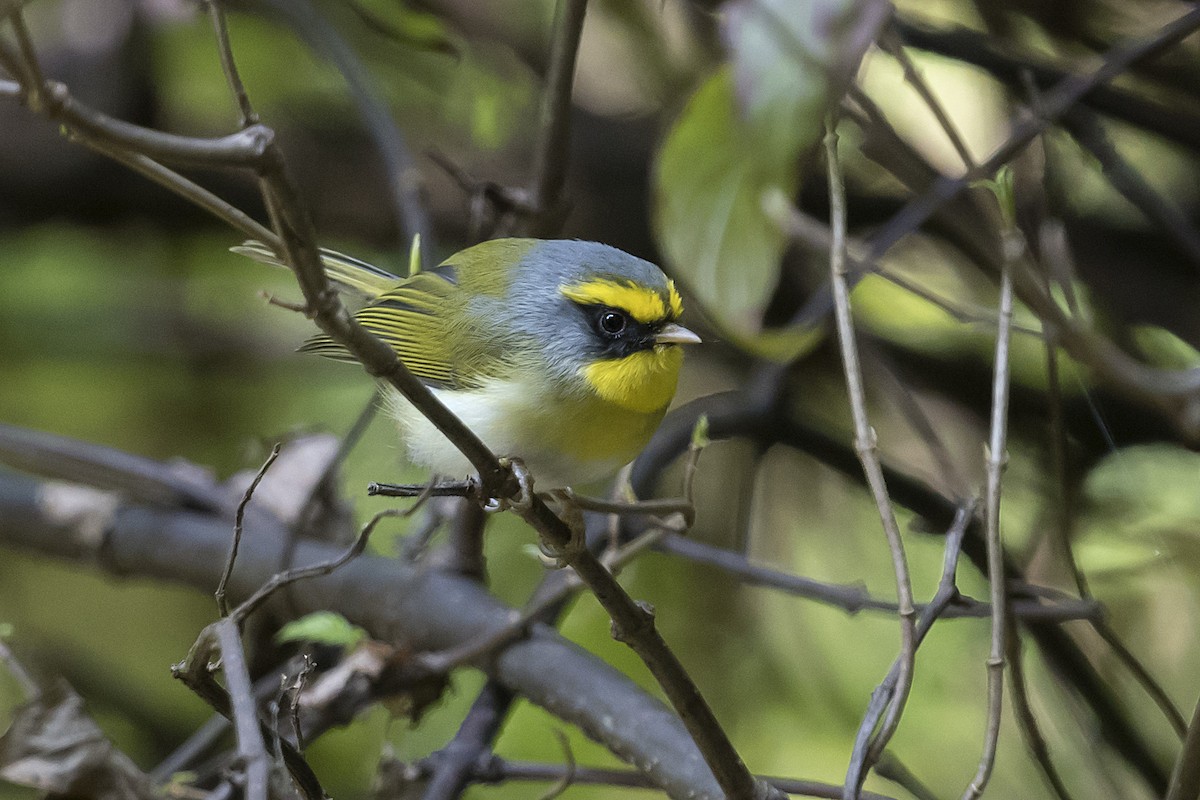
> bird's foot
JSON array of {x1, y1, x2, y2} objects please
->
[
  {"x1": 482, "y1": 457, "x2": 535, "y2": 513},
  {"x1": 537, "y1": 488, "x2": 586, "y2": 568}
]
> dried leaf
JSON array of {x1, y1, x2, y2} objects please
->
[{"x1": 0, "y1": 679, "x2": 156, "y2": 800}]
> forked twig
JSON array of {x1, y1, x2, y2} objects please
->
[
  {"x1": 961, "y1": 181, "x2": 1018, "y2": 800},
  {"x1": 845, "y1": 505, "x2": 975, "y2": 796},
  {"x1": 826, "y1": 116, "x2": 918, "y2": 799},
  {"x1": 216, "y1": 443, "x2": 281, "y2": 616}
]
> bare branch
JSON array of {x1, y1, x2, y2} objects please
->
[
  {"x1": 263, "y1": 0, "x2": 432, "y2": 263},
  {"x1": 845, "y1": 505, "x2": 975, "y2": 798},
  {"x1": 879, "y1": 26, "x2": 977, "y2": 171},
  {"x1": 894, "y1": 16, "x2": 1200, "y2": 153},
  {"x1": 826, "y1": 117, "x2": 918, "y2": 798},
  {"x1": 1061, "y1": 106, "x2": 1200, "y2": 270},
  {"x1": 961, "y1": 201, "x2": 1018, "y2": 800},
  {"x1": 205, "y1": 0, "x2": 259, "y2": 127},
  {"x1": 526, "y1": 0, "x2": 590, "y2": 235},
  {"x1": 212, "y1": 620, "x2": 271, "y2": 800}
]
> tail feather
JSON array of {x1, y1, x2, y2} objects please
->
[{"x1": 231, "y1": 240, "x2": 400, "y2": 299}]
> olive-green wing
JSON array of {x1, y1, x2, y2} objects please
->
[
  {"x1": 300, "y1": 271, "x2": 500, "y2": 390},
  {"x1": 233, "y1": 238, "x2": 515, "y2": 389}
]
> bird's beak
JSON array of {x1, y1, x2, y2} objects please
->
[{"x1": 655, "y1": 323, "x2": 702, "y2": 346}]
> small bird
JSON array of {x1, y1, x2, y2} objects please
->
[{"x1": 235, "y1": 238, "x2": 700, "y2": 488}]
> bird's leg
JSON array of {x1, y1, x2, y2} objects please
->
[{"x1": 537, "y1": 488, "x2": 586, "y2": 568}]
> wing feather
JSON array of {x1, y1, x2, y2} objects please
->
[
  {"x1": 300, "y1": 271, "x2": 498, "y2": 389},
  {"x1": 235, "y1": 238, "x2": 513, "y2": 389}
]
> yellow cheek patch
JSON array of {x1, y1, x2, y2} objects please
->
[
  {"x1": 562, "y1": 279, "x2": 670, "y2": 324},
  {"x1": 580, "y1": 347, "x2": 684, "y2": 414}
]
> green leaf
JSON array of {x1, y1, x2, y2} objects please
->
[
  {"x1": 654, "y1": 68, "x2": 803, "y2": 356},
  {"x1": 972, "y1": 165, "x2": 1017, "y2": 228},
  {"x1": 653, "y1": 0, "x2": 885, "y2": 360},
  {"x1": 1131, "y1": 324, "x2": 1200, "y2": 370},
  {"x1": 690, "y1": 414, "x2": 711, "y2": 451},
  {"x1": 275, "y1": 611, "x2": 367, "y2": 648},
  {"x1": 350, "y1": 1, "x2": 461, "y2": 57}
]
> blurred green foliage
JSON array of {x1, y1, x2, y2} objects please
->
[{"x1": 2, "y1": 0, "x2": 1200, "y2": 798}]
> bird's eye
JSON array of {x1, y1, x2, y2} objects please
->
[{"x1": 599, "y1": 310, "x2": 627, "y2": 336}]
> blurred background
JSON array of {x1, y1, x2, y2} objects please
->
[{"x1": 2, "y1": 0, "x2": 1200, "y2": 798}]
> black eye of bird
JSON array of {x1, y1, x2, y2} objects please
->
[{"x1": 598, "y1": 310, "x2": 627, "y2": 336}]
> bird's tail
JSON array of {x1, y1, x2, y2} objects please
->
[{"x1": 231, "y1": 240, "x2": 399, "y2": 299}]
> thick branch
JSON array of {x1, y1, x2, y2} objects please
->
[{"x1": 0, "y1": 470, "x2": 733, "y2": 800}]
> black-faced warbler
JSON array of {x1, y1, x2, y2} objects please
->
[{"x1": 235, "y1": 238, "x2": 700, "y2": 488}]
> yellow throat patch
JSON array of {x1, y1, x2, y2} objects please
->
[
  {"x1": 560, "y1": 276, "x2": 687, "y2": 414},
  {"x1": 582, "y1": 347, "x2": 684, "y2": 414}
]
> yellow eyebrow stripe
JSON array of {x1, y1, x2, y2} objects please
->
[
  {"x1": 561, "y1": 278, "x2": 682, "y2": 324},
  {"x1": 666, "y1": 279, "x2": 683, "y2": 318}
]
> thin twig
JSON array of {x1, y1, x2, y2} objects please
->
[
  {"x1": 150, "y1": 712, "x2": 231, "y2": 784},
  {"x1": 961, "y1": 209, "x2": 1018, "y2": 800},
  {"x1": 873, "y1": 752, "x2": 940, "y2": 800},
  {"x1": 1166, "y1": 694, "x2": 1200, "y2": 800},
  {"x1": 414, "y1": 515, "x2": 675, "y2": 677},
  {"x1": 526, "y1": 0, "x2": 589, "y2": 235},
  {"x1": 557, "y1": 490, "x2": 695, "y2": 528},
  {"x1": 1038, "y1": 276, "x2": 1089, "y2": 597},
  {"x1": 287, "y1": 655, "x2": 316, "y2": 752},
  {"x1": 297, "y1": 390, "x2": 380, "y2": 533},
  {"x1": 265, "y1": 0, "x2": 431, "y2": 264},
  {"x1": 6, "y1": 9, "x2": 43, "y2": 102},
  {"x1": 369, "y1": 479, "x2": 478, "y2": 499},
  {"x1": 205, "y1": 0, "x2": 259, "y2": 127},
  {"x1": 173, "y1": 629, "x2": 324, "y2": 800},
  {"x1": 212, "y1": 619, "x2": 271, "y2": 800},
  {"x1": 86, "y1": 141, "x2": 277, "y2": 246},
  {"x1": 230, "y1": 506, "x2": 416, "y2": 624},
  {"x1": 893, "y1": 16, "x2": 1200, "y2": 153},
  {"x1": 879, "y1": 27, "x2": 976, "y2": 170},
  {"x1": 827, "y1": 117, "x2": 918, "y2": 799},
  {"x1": 1006, "y1": 628, "x2": 1076, "y2": 800},
  {"x1": 1092, "y1": 619, "x2": 1187, "y2": 737},
  {"x1": 845, "y1": 505, "x2": 974, "y2": 796},
  {"x1": 216, "y1": 443, "x2": 281, "y2": 616},
  {"x1": 411, "y1": 757, "x2": 900, "y2": 800},
  {"x1": 538, "y1": 730, "x2": 576, "y2": 800},
  {"x1": 657, "y1": 533, "x2": 1099, "y2": 622},
  {"x1": 1062, "y1": 106, "x2": 1200, "y2": 270},
  {"x1": 51, "y1": 81, "x2": 275, "y2": 166}
]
